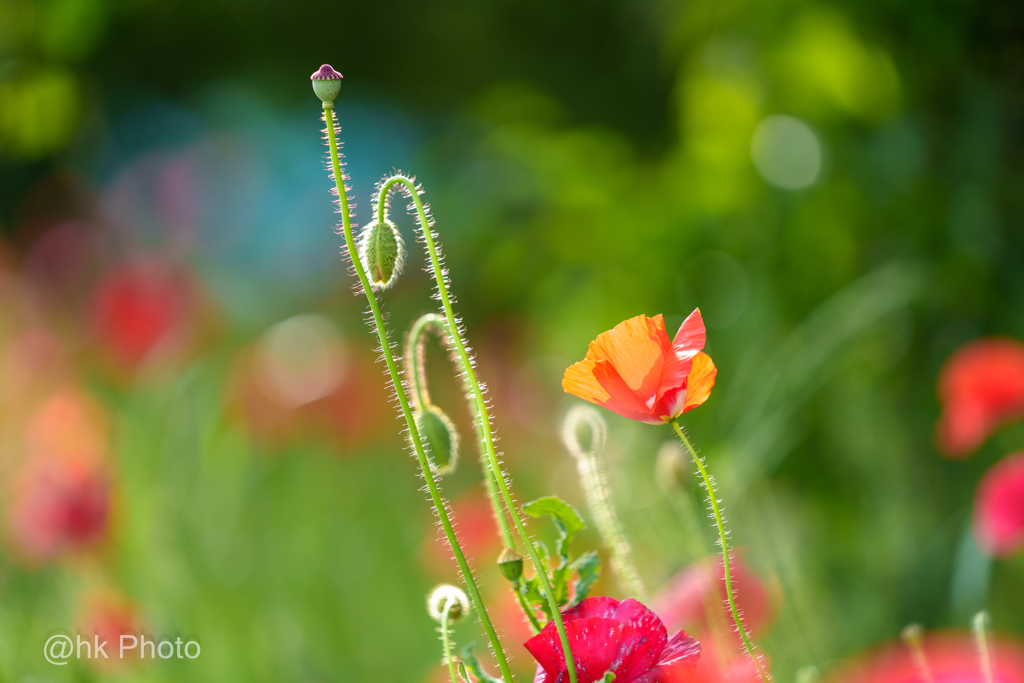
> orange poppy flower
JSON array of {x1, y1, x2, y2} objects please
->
[{"x1": 563, "y1": 309, "x2": 717, "y2": 424}]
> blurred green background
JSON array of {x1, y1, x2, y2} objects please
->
[{"x1": 1, "y1": 0, "x2": 1023, "y2": 680}]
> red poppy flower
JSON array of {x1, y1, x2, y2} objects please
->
[
  {"x1": 936, "y1": 338, "x2": 1024, "y2": 457},
  {"x1": 826, "y1": 632, "x2": 1024, "y2": 683},
  {"x1": 974, "y1": 451, "x2": 1024, "y2": 557},
  {"x1": 651, "y1": 553, "x2": 774, "y2": 641},
  {"x1": 525, "y1": 596, "x2": 700, "y2": 683},
  {"x1": 91, "y1": 259, "x2": 194, "y2": 367},
  {"x1": 562, "y1": 311, "x2": 716, "y2": 424}
]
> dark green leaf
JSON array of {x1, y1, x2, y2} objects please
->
[
  {"x1": 570, "y1": 551, "x2": 601, "y2": 605},
  {"x1": 522, "y1": 496, "x2": 586, "y2": 559}
]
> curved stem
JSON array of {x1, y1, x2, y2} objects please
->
[
  {"x1": 378, "y1": 175, "x2": 578, "y2": 683},
  {"x1": 440, "y1": 598, "x2": 459, "y2": 683},
  {"x1": 323, "y1": 106, "x2": 515, "y2": 683},
  {"x1": 406, "y1": 314, "x2": 517, "y2": 550},
  {"x1": 670, "y1": 419, "x2": 770, "y2": 683}
]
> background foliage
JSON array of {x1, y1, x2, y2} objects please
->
[{"x1": 1, "y1": 0, "x2": 1023, "y2": 680}]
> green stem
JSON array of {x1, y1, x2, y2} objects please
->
[
  {"x1": 377, "y1": 175, "x2": 578, "y2": 683},
  {"x1": 514, "y1": 580, "x2": 543, "y2": 634},
  {"x1": 323, "y1": 106, "x2": 515, "y2": 683},
  {"x1": 670, "y1": 419, "x2": 770, "y2": 683},
  {"x1": 406, "y1": 313, "x2": 517, "y2": 550},
  {"x1": 440, "y1": 598, "x2": 459, "y2": 683}
]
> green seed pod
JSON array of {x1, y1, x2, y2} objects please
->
[
  {"x1": 417, "y1": 404, "x2": 459, "y2": 475},
  {"x1": 497, "y1": 547, "x2": 524, "y2": 582},
  {"x1": 310, "y1": 64, "x2": 343, "y2": 105},
  {"x1": 358, "y1": 218, "x2": 405, "y2": 290}
]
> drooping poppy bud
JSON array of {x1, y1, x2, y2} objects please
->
[
  {"x1": 497, "y1": 547, "x2": 524, "y2": 581},
  {"x1": 427, "y1": 584, "x2": 470, "y2": 623},
  {"x1": 310, "y1": 64, "x2": 343, "y2": 105},
  {"x1": 358, "y1": 218, "x2": 405, "y2": 290},
  {"x1": 417, "y1": 404, "x2": 459, "y2": 475}
]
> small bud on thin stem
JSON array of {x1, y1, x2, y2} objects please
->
[
  {"x1": 497, "y1": 548, "x2": 524, "y2": 582},
  {"x1": 901, "y1": 623, "x2": 935, "y2": 683},
  {"x1": 973, "y1": 611, "x2": 994, "y2": 683}
]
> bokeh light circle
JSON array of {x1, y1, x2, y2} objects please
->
[
  {"x1": 254, "y1": 314, "x2": 347, "y2": 409},
  {"x1": 750, "y1": 115, "x2": 822, "y2": 190}
]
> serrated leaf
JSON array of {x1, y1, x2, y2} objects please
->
[
  {"x1": 570, "y1": 551, "x2": 601, "y2": 605},
  {"x1": 459, "y1": 643, "x2": 502, "y2": 683}
]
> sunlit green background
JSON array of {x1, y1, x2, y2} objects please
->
[{"x1": 1, "y1": 0, "x2": 1023, "y2": 680}]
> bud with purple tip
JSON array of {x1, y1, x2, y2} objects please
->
[{"x1": 311, "y1": 64, "x2": 343, "y2": 105}]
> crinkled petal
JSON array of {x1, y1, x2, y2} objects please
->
[
  {"x1": 526, "y1": 617, "x2": 654, "y2": 683},
  {"x1": 585, "y1": 315, "x2": 670, "y2": 403},
  {"x1": 564, "y1": 359, "x2": 664, "y2": 424}
]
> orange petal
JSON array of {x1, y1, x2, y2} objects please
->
[
  {"x1": 682, "y1": 352, "x2": 717, "y2": 412},
  {"x1": 562, "y1": 359, "x2": 610, "y2": 404},
  {"x1": 585, "y1": 315, "x2": 669, "y2": 400},
  {"x1": 591, "y1": 360, "x2": 666, "y2": 423}
]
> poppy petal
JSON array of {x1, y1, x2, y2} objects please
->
[
  {"x1": 672, "y1": 309, "x2": 707, "y2": 360},
  {"x1": 563, "y1": 359, "x2": 611, "y2": 404},
  {"x1": 974, "y1": 451, "x2": 1024, "y2": 557},
  {"x1": 585, "y1": 315, "x2": 669, "y2": 403},
  {"x1": 682, "y1": 352, "x2": 716, "y2": 412}
]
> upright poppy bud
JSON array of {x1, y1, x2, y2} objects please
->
[
  {"x1": 358, "y1": 218, "x2": 405, "y2": 290},
  {"x1": 497, "y1": 547, "x2": 524, "y2": 581},
  {"x1": 310, "y1": 64, "x2": 343, "y2": 105}
]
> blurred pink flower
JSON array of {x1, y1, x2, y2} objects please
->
[
  {"x1": 90, "y1": 258, "x2": 195, "y2": 367},
  {"x1": 825, "y1": 632, "x2": 1024, "y2": 683},
  {"x1": 975, "y1": 451, "x2": 1024, "y2": 557},
  {"x1": 651, "y1": 553, "x2": 774, "y2": 640},
  {"x1": 525, "y1": 596, "x2": 700, "y2": 683},
  {"x1": 6, "y1": 388, "x2": 112, "y2": 564},
  {"x1": 937, "y1": 339, "x2": 1024, "y2": 458},
  {"x1": 661, "y1": 639, "x2": 766, "y2": 683}
]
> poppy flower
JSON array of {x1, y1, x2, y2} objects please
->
[
  {"x1": 90, "y1": 258, "x2": 195, "y2": 367},
  {"x1": 562, "y1": 310, "x2": 716, "y2": 424},
  {"x1": 825, "y1": 632, "x2": 1024, "y2": 683},
  {"x1": 974, "y1": 451, "x2": 1024, "y2": 557},
  {"x1": 525, "y1": 596, "x2": 700, "y2": 683},
  {"x1": 936, "y1": 338, "x2": 1024, "y2": 457},
  {"x1": 77, "y1": 589, "x2": 142, "y2": 670},
  {"x1": 651, "y1": 553, "x2": 774, "y2": 641}
]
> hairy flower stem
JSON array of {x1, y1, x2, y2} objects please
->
[
  {"x1": 440, "y1": 597, "x2": 459, "y2": 683},
  {"x1": 378, "y1": 175, "x2": 578, "y2": 683},
  {"x1": 407, "y1": 314, "x2": 517, "y2": 550},
  {"x1": 323, "y1": 106, "x2": 515, "y2": 683},
  {"x1": 670, "y1": 419, "x2": 770, "y2": 683}
]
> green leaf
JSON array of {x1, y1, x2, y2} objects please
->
[
  {"x1": 570, "y1": 551, "x2": 601, "y2": 605},
  {"x1": 522, "y1": 496, "x2": 586, "y2": 560},
  {"x1": 459, "y1": 643, "x2": 502, "y2": 683}
]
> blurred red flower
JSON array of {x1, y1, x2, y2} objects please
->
[
  {"x1": 661, "y1": 639, "x2": 766, "y2": 683},
  {"x1": 825, "y1": 632, "x2": 1024, "y2": 683},
  {"x1": 563, "y1": 310, "x2": 716, "y2": 425},
  {"x1": 651, "y1": 553, "x2": 774, "y2": 641},
  {"x1": 974, "y1": 451, "x2": 1024, "y2": 557},
  {"x1": 525, "y1": 596, "x2": 700, "y2": 683},
  {"x1": 90, "y1": 258, "x2": 195, "y2": 367},
  {"x1": 421, "y1": 489, "x2": 504, "y2": 577},
  {"x1": 6, "y1": 388, "x2": 112, "y2": 564},
  {"x1": 77, "y1": 588, "x2": 142, "y2": 670},
  {"x1": 936, "y1": 338, "x2": 1024, "y2": 457}
]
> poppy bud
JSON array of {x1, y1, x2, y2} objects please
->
[
  {"x1": 497, "y1": 547, "x2": 524, "y2": 582},
  {"x1": 427, "y1": 584, "x2": 470, "y2": 623},
  {"x1": 655, "y1": 441, "x2": 688, "y2": 493},
  {"x1": 358, "y1": 218, "x2": 405, "y2": 291},
  {"x1": 310, "y1": 64, "x2": 343, "y2": 105},
  {"x1": 417, "y1": 404, "x2": 459, "y2": 475}
]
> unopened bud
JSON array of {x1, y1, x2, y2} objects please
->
[
  {"x1": 310, "y1": 64, "x2": 343, "y2": 104},
  {"x1": 427, "y1": 584, "x2": 470, "y2": 623},
  {"x1": 655, "y1": 441, "x2": 688, "y2": 493},
  {"x1": 417, "y1": 405, "x2": 459, "y2": 475},
  {"x1": 497, "y1": 547, "x2": 524, "y2": 582},
  {"x1": 358, "y1": 218, "x2": 405, "y2": 290}
]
